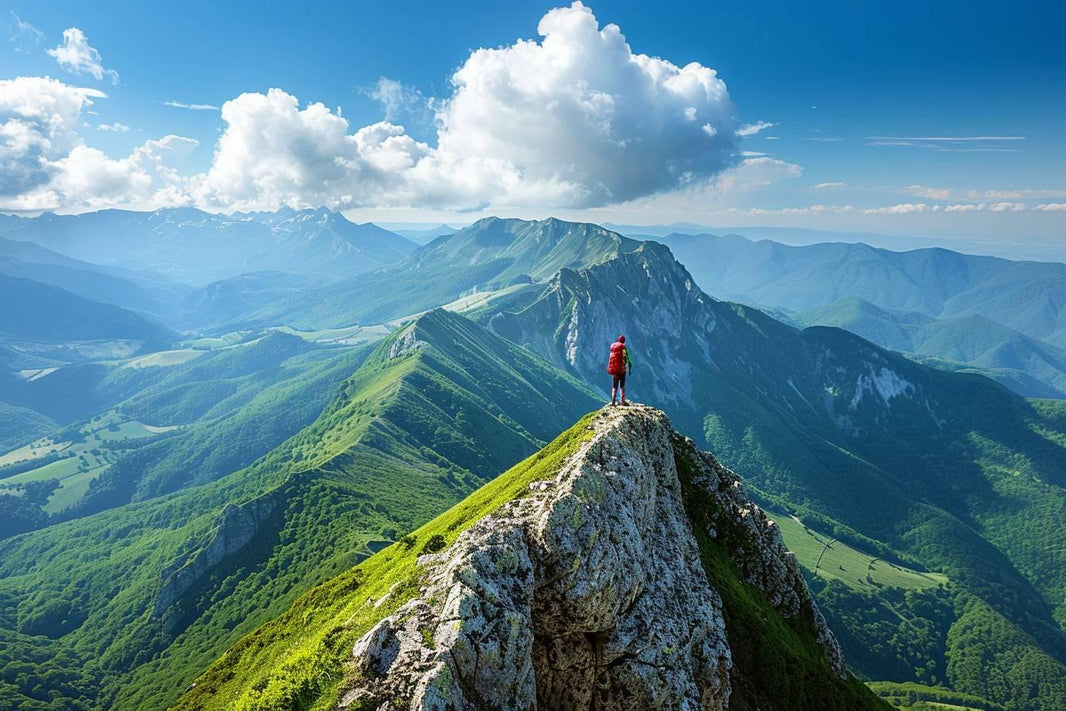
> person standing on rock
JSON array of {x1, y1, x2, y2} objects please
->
[{"x1": 607, "y1": 335, "x2": 632, "y2": 406}]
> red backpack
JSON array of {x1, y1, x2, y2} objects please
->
[{"x1": 607, "y1": 342, "x2": 627, "y2": 375}]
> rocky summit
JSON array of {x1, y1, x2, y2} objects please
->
[{"x1": 345, "y1": 405, "x2": 853, "y2": 710}]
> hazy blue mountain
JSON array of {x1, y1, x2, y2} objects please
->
[
  {"x1": 0, "y1": 207, "x2": 417, "y2": 286},
  {"x1": 610, "y1": 223, "x2": 1066, "y2": 262},
  {"x1": 654, "y1": 232, "x2": 1066, "y2": 346},
  {"x1": 179, "y1": 271, "x2": 324, "y2": 330},
  {"x1": 247, "y1": 216, "x2": 641, "y2": 329},
  {"x1": 794, "y1": 297, "x2": 1066, "y2": 397},
  {"x1": 391, "y1": 223, "x2": 462, "y2": 244},
  {"x1": 0, "y1": 236, "x2": 192, "y2": 320},
  {"x1": 0, "y1": 273, "x2": 175, "y2": 344}
]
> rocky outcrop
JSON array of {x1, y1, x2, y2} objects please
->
[
  {"x1": 346, "y1": 405, "x2": 844, "y2": 709},
  {"x1": 154, "y1": 492, "x2": 278, "y2": 620}
]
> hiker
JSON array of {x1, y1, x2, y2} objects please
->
[{"x1": 607, "y1": 335, "x2": 632, "y2": 406}]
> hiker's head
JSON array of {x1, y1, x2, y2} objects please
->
[{"x1": 617, "y1": 335, "x2": 625, "y2": 343}]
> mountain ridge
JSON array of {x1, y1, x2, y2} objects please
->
[{"x1": 176, "y1": 405, "x2": 886, "y2": 710}]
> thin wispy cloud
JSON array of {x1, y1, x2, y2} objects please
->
[
  {"x1": 868, "y1": 136, "x2": 1026, "y2": 141},
  {"x1": 164, "y1": 100, "x2": 220, "y2": 111},
  {"x1": 736, "y1": 120, "x2": 774, "y2": 137},
  {"x1": 98, "y1": 122, "x2": 130, "y2": 132},
  {"x1": 364, "y1": 77, "x2": 431, "y2": 126},
  {"x1": 47, "y1": 28, "x2": 119, "y2": 83},
  {"x1": 712, "y1": 200, "x2": 1054, "y2": 217},
  {"x1": 866, "y1": 135, "x2": 1025, "y2": 153},
  {"x1": 9, "y1": 11, "x2": 43, "y2": 52},
  {"x1": 805, "y1": 137, "x2": 842, "y2": 142},
  {"x1": 813, "y1": 182, "x2": 845, "y2": 189}
]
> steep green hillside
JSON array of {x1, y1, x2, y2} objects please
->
[
  {"x1": 0, "y1": 333, "x2": 379, "y2": 536},
  {"x1": 0, "y1": 401, "x2": 55, "y2": 453},
  {"x1": 486, "y1": 239, "x2": 1066, "y2": 710},
  {"x1": 0, "y1": 310, "x2": 599, "y2": 711},
  {"x1": 175, "y1": 408, "x2": 885, "y2": 711}
]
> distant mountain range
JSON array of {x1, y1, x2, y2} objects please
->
[
  {"x1": 240, "y1": 216, "x2": 640, "y2": 329},
  {"x1": 791, "y1": 297, "x2": 1066, "y2": 398},
  {"x1": 0, "y1": 207, "x2": 416, "y2": 286},
  {"x1": 653, "y1": 231, "x2": 1066, "y2": 397}
]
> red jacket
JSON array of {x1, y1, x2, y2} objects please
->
[{"x1": 607, "y1": 342, "x2": 629, "y2": 375}]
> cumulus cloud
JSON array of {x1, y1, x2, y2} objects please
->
[
  {"x1": 48, "y1": 134, "x2": 199, "y2": 211},
  {"x1": 0, "y1": 77, "x2": 106, "y2": 199},
  {"x1": 736, "y1": 120, "x2": 773, "y2": 137},
  {"x1": 1034, "y1": 203, "x2": 1066, "y2": 212},
  {"x1": 47, "y1": 28, "x2": 119, "y2": 83},
  {"x1": 164, "y1": 100, "x2": 220, "y2": 111},
  {"x1": 0, "y1": 77, "x2": 199, "y2": 211},
  {"x1": 97, "y1": 121, "x2": 129, "y2": 132},
  {"x1": 6, "y1": 3, "x2": 750, "y2": 213},
  {"x1": 190, "y1": 2, "x2": 741, "y2": 211}
]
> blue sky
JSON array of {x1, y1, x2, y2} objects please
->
[{"x1": 2, "y1": 0, "x2": 1064, "y2": 252}]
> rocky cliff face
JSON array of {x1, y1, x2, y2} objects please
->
[
  {"x1": 154, "y1": 492, "x2": 279, "y2": 627},
  {"x1": 345, "y1": 405, "x2": 845, "y2": 710}
]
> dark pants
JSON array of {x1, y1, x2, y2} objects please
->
[{"x1": 612, "y1": 373, "x2": 626, "y2": 389}]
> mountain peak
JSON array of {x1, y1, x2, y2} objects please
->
[{"x1": 345, "y1": 404, "x2": 869, "y2": 709}]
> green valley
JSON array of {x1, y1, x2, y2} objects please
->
[{"x1": 0, "y1": 309, "x2": 600, "y2": 711}]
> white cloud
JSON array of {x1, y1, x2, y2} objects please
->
[
  {"x1": 195, "y1": 1, "x2": 740, "y2": 211},
  {"x1": 9, "y1": 11, "x2": 43, "y2": 52},
  {"x1": 866, "y1": 136, "x2": 1024, "y2": 153},
  {"x1": 0, "y1": 77, "x2": 106, "y2": 200},
  {"x1": 904, "y1": 184, "x2": 952, "y2": 200},
  {"x1": 736, "y1": 120, "x2": 773, "y2": 137},
  {"x1": 714, "y1": 156, "x2": 801, "y2": 194},
  {"x1": 0, "y1": 77, "x2": 199, "y2": 211},
  {"x1": 805, "y1": 136, "x2": 842, "y2": 142},
  {"x1": 868, "y1": 135, "x2": 1026, "y2": 142},
  {"x1": 965, "y1": 188, "x2": 1066, "y2": 200},
  {"x1": 987, "y1": 201, "x2": 1026, "y2": 212},
  {"x1": 164, "y1": 100, "x2": 219, "y2": 111},
  {"x1": 47, "y1": 134, "x2": 199, "y2": 211},
  {"x1": 2, "y1": 3, "x2": 749, "y2": 213},
  {"x1": 365, "y1": 77, "x2": 429, "y2": 125},
  {"x1": 97, "y1": 121, "x2": 129, "y2": 132},
  {"x1": 47, "y1": 28, "x2": 119, "y2": 84},
  {"x1": 813, "y1": 181, "x2": 845, "y2": 190},
  {"x1": 1034, "y1": 203, "x2": 1066, "y2": 212}
]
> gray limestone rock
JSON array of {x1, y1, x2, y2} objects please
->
[{"x1": 347, "y1": 405, "x2": 845, "y2": 709}]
